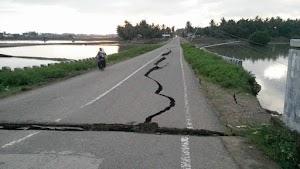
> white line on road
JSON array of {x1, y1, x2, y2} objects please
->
[
  {"x1": 180, "y1": 47, "x2": 193, "y2": 129},
  {"x1": 81, "y1": 52, "x2": 163, "y2": 108},
  {"x1": 55, "y1": 119, "x2": 61, "y2": 122},
  {"x1": 181, "y1": 136, "x2": 192, "y2": 169},
  {"x1": 180, "y1": 46, "x2": 193, "y2": 169},
  {"x1": 1, "y1": 131, "x2": 40, "y2": 148}
]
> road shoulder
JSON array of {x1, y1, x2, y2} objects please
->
[{"x1": 190, "y1": 69, "x2": 281, "y2": 169}]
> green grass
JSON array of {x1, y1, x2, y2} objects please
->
[
  {"x1": 241, "y1": 124, "x2": 300, "y2": 169},
  {"x1": 0, "y1": 43, "x2": 162, "y2": 97},
  {"x1": 181, "y1": 43, "x2": 256, "y2": 94},
  {"x1": 181, "y1": 43, "x2": 300, "y2": 168}
]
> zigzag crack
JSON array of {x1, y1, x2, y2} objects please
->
[{"x1": 144, "y1": 50, "x2": 175, "y2": 123}]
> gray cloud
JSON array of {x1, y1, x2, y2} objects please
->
[
  {"x1": 1, "y1": 0, "x2": 299, "y2": 33},
  {"x1": 7, "y1": 0, "x2": 300, "y2": 18},
  {"x1": 8, "y1": 0, "x2": 220, "y2": 15}
]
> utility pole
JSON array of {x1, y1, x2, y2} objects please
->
[
  {"x1": 283, "y1": 39, "x2": 300, "y2": 133},
  {"x1": 190, "y1": 28, "x2": 198, "y2": 42}
]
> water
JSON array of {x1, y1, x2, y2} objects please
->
[
  {"x1": 207, "y1": 43, "x2": 290, "y2": 114},
  {"x1": 0, "y1": 57, "x2": 59, "y2": 70},
  {"x1": 0, "y1": 45, "x2": 119, "y2": 60},
  {"x1": 0, "y1": 40, "x2": 116, "y2": 44},
  {"x1": 0, "y1": 45, "x2": 120, "y2": 69}
]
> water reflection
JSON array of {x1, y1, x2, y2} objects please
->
[
  {"x1": 0, "y1": 45, "x2": 119, "y2": 60},
  {"x1": 0, "y1": 57, "x2": 59, "y2": 70},
  {"x1": 207, "y1": 44, "x2": 290, "y2": 114},
  {"x1": 264, "y1": 64, "x2": 287, "y2": 80},
  {"x1": 208, "y1": 44, "x2": 289, "y2": 61},
  {"x1": 0, "y1": 44, "x2": 121, "y2": 70},
  {"x1": 0, "y1": 40, "x2": 116, "y2": 44}
]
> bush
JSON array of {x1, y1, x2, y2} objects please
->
[
  {"x1": 244, "y1": 124, "x2": 300, "y2": 169},
  {"x1": 0, "y1": 84, "x2": 4, "y2": 93},
  {"x1": 248, "y1": 31, "x2": 271, "y2": 46}
]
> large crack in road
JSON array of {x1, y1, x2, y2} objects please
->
[
  {"x1": 0, "y1": 122, "x2": 228, "y2": 136},
  {"x1": 0, "y1": 49, "x2": 230, "y2": 136},
  {"x1": 144, "y1": 50, "x2": 175, "y2": 123}
]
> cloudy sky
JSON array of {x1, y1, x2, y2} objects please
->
[{"x1": 0, "y1": 0, "x2": 299, "y2": 35}]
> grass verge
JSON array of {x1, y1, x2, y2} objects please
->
[
  {"x1": 0, "y1": 43, "x2": 163, "y2": 97},
  {"x1": 181, "y1": 42, "x2": 300, "y2": 169},
  {"x1": 181, "y1": 43, "x2": 256, "y2": 94},
  {"x1": 240, "y1": 123, "x2": 300, "y2": 169}
]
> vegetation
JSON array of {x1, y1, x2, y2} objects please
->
[
  {"x1": 177, "y1": 16, "x2": 300, "y2": 39},
  {"x1": 0, "y1": 43, "x2": 162, "y2": 97},
  {"x1": 117, "y1": 20, "x2": 175, "y2": 40},
  {"x1": 182, "y1": 42, "x2": 300, "y2": 168},
  {"x1": 248, "y1": 31, "x2": 271, "y2": 46},
  {"x1": 241, "y1": 123, "x2": 300, "y2": 169},
  {"x1": 181, "y1": 43, "x2": 256, "y2": 94}
]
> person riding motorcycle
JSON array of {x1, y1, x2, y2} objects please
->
[{"x1": 95, "y1": 47, "x2": 107, "y2": 70}]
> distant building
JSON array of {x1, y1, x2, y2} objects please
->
[
  {"x1": 12, "y1": 34, "x2": 21, "y2": 38},
  {"x1": 162, "y1": 34, "x2": 171, "y2": 38}
]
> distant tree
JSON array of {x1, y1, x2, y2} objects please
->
[
  {"x1": 220, "y1": 17, "x2": 227, "y2": 28},
  {"x1": 28, "y1": 31, "x2": 38, "y2": 37},
  {"x1": 117, "y1": 21, "x2": 136, "y2": 40},
  {"x1": 117, "y1": 25, "x2": 125, "y2": 39},
  {"x1": 194, "y1": 16, "x2": 300, "y2": 39},
  {"x1": 136, "y1": 20, "x2": 152, "y2": 39},
  {"x1": 166, "y1": 27, "x2": 171, "y2": 33},
  {"x1": 185, "y1": 21, "x2": 193, "y2": 34},
  {"x1": 209, "y1": 19, "x2": 217, "y2": 27},
  {"x1": 162, "y1": 24, "x2": 166, "y2": 32},
  {"x1": 248, "y1": 31, "x2": 271, "y2": 46},
  {"x1": 117, "y1": 20, "x2": 173, "y2": 39}
]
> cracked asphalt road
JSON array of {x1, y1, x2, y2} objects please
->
[{"x1": 0, "y1": 37, "x2": 238, "y2": 169}]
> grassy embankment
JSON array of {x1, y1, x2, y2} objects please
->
[
  {"x1": 242, "y1": 122, "x2": 300, "y2": 169},
  {"x1": 181, "y1": 43, "x2": 299, "y2": 169},
  {"x1": 182, "y1": 43, "x2": 256, "y2": 94},
  {"x1": 0, "y1": 43, "x2": 163, "y2": 97}
]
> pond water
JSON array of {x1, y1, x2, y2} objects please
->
[
  {"x1": 0, "y1": 44, "x2": 120, "y2": 69},
  {"x1": 0, "y1": 40, "x2": 116, "y2": 44},
  {"x1": 206, "y1": 43, "x2": 290, "y2": 114},
  {"x1": 0, "y1": 45, "x2": 119, "y2": 60},
  {"x1": 0, "y1": 57, "x2": 59, "y2": 70}
]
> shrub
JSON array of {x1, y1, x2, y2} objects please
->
[
  {"x1": 0, "y1": 84, "x2": 4, "y2": 93},
  {"x1": 244, "y1": 124, "x2": 300, "y2": 169},
  {"x1": 248, "y1": 31, "x2": 271, "y2": 46}
]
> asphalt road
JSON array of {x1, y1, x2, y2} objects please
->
[{"x1": 0, "y1": 37, "x2": 238, "y2": 168}]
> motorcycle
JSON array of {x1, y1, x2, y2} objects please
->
[{"x1": 97, "y1": 57, "x2": 106, "y2": 70}]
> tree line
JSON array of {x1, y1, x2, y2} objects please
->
[
  {"x1": 117, "y1": 20, "x2": 175, "y2": 40},
  {"x1": 180, "y1": 16, "x2": 300, "y2": 39}
]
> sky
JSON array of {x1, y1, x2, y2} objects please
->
[{"x1": 0, "y1": 0, "x2": 299, "y2": 35}]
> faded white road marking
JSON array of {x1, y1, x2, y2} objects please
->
[
  {"x1": 180, "y1": 46, "x2": 193, "y2": 169},
  {"x1": 0, "y1": 154, "x2": 103, "y2": 169},
  {"x1": 180, "y1": 47, "x2": 193, "y2": 129},
  {"x1": 81, "y1": 52, "x2": 164, "y2": 108},
  {"x1": 181, "y1": 136, "x2": 192, "y2": 169},
  {"x1": 55, "y1": 119, "x2": 61, "y2": 122},
  {"x1": 1, "y1": 131, "x2": 40, "y2": 148}
]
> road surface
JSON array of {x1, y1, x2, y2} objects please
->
[{"x1": 0, "y1": 37, "x2": 238, "y2": 169}]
